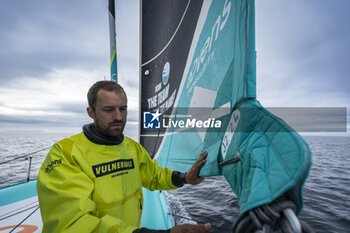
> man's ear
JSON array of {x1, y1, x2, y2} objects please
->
[{"x1": 87, "y1": 107, "x2": 95, "y2": 119}]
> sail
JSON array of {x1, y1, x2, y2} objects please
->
[
  {"x1": 140, "y1": 0, "x2": 312, "y2": 230},
  {"x1": 108, "y1": 0, "x2": 118, "y2": 82},
  {"x1": 140, "y1": 0, "x2": 256, "y2": 173},
  {"x1": 140, "y1": 0, "x2": 256, "y2": 174}
]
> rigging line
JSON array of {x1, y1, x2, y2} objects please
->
[
  {"x1": 9, "y1": 206, "x2": 40, "y2": 233},
  {"x1": 0, "y1": 146, "x2": 51, "y2": 165},
  {"x1": 0, "y1": 200, "x2": 38, "y2": 219},
  {"x1": 141, "y1": 0, "x2": 191, "y2": 67},
  {"x1": 0, "y1": 204, "x2": 39, "y2": 221}
]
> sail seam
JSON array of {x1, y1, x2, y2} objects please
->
[
  {"x1": 244, "y1": 0, "x2": 250, "y2": 97},
  {"x1": 141, "y1": 0, "x2": 191, "y2": 67}
]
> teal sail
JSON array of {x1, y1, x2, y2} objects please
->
[{"x1": 140, "y1": 0, "x2": 311, "y2": 231}]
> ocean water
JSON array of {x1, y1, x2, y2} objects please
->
[
  {"x1": 167, "y1": 136, "x2": 350, "y2": 233},
  {"x1": 0, "y1": 131, "x2": 72, "y2": 187},
  {"x1": 0, "y1": 131, "x2": 349, "y2": 232}
]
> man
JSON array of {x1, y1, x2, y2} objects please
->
[{"x1": 37, "y1": 81, "x2": 211, "y2": 233}]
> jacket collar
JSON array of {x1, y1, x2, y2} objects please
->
[{"x1": 83, "y1": 123, "x2": 124, "y2": 145}]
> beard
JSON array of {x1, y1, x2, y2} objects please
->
[{"x1": 94, "y1": 119, "x2": 125, "y2": 137}]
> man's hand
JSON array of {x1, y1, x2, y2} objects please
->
[
  {"x1": 170, "y1": 223, "x2": 211, "y2": 233},
  {"x1": 186, "y1": 151, "x2": 208, "y2": 185}
]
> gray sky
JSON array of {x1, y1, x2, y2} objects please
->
[
  {"x1": 0, "y1": 0, "x2": 349, "y2": 138},
  {"x1": 256, "y1": 0, "x2": 350, "y2": 108}
]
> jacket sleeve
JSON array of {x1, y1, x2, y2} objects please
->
[
  {"x1": 37, "y1": 139, "x2": 138, "y2": 233},
  {"x1": 137, "y1": 144, "x2": 178, "y2": 191}
]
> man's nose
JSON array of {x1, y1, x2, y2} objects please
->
[{"x1": 112, "y1": 109, "x2": 122, "y2": 121}]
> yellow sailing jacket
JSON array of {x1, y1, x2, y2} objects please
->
[{"x1": 37, "y1": 132, "x2": 177, "y2": 233}]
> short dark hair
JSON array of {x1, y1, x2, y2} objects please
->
[{"x1": 87, "y1": 81, "x2": 127, "y2": 109}]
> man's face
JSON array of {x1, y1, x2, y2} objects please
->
[{"x1": 87, "y1": 89, "x2": 127, "y2": 137}]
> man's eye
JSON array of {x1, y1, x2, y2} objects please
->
[{"x1": 104, "y1": 108, "x2": 113, "y2": 112}]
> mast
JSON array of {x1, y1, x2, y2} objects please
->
[{"x1": 108, "y1": 0, "x2": 118, "y2": 82}]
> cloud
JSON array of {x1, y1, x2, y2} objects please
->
[
  {"x1": 0, "y1": 68, "x2": 95, "y2": 131},
  {"x1": 255, "y1": 0, "x2": 350, "y2": 108},
  {"x1": 0, "y1": 0, "x2": 348, "y2": 137},
  {"x1": 0, "y1": 0, "x2": 109, "y2": 84}
]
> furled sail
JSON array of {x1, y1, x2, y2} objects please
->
[
  {"x1": 140, "y1": 0, "x2": 312, "y2": 231},
  {"x1": 108, "y1": 0, "x2": 118, "y2": 82}
]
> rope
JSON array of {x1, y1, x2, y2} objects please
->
[
  {"x1": 0, "y1": 146, "x2": 51, "y2": 165},
  {"x1": 0, "y1": 204, "x2": 39, "y2": 221},
  {"x1": 9, "y1": 206, "x2": 40, "y2": 233},
  {"x1": 233, "y1": 195, "x2": 315, "y2": 233},
  {"x1": 0, "y1": 201, "x2": 38, "y2": 220}
]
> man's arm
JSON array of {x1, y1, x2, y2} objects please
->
[
  {"x1": 185, "y1": 151, "x2": 208, "y2": 184},
  {"x1": 171, "y1": 151, "x2": 208, "y2": 187},
  {"x1": 170, "y1": 223, "x2": 211, "y2": 233},
  {"x1": 133, "y1": 223, "x2": 211, "y2": 233}
]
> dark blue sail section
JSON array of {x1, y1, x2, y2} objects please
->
[{"x1": 140, "y1": 0, "x2": 204, "y2": 157}]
